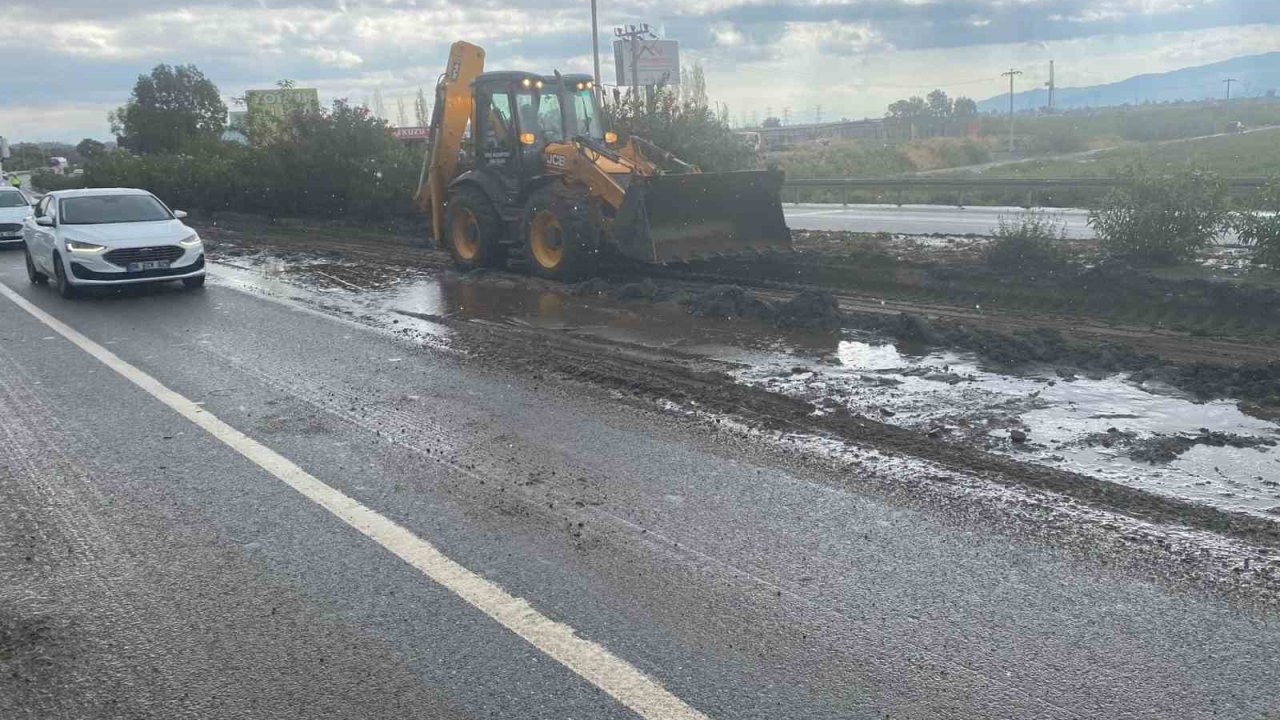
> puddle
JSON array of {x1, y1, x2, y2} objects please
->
[
  {"x1": 736, "y1": 338, "x2": 1280, "y2": 517},
  {"x1": 213, "y1": 252, "x2": 840, "y2": 356}
]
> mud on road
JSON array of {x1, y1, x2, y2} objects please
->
[{"x1": 192, "y1": 215, "x2": 1280, "y2": 601}]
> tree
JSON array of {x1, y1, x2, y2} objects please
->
[
  {"x1": 111, "y1": 64, "x2": 227, "y2": 154},
  {"x1": 762, "y1": 116, "x2": 782, "y2": 128},
  {"x1": 953, "y1": 97, "x2": 978, "y2": 117},
  {"x1": 415, "y1": 87, "x2": 430, "y2": 127},
  {"x1": 606, "y1": 63, "x2": 753, "y2": 172},
  {"x1": 76, "y1": 138, "x2": 107, "y2": 160},
  {"x1": 887, "y1": 96, "x2": 928, "y2": 119},
  {"x1": 926, "y1": 89, "x2": 953, "y2": 118}
]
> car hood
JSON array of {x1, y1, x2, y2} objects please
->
[
  {"x1": 0, "y1": 206, "x2": 32, "y2": 224},
  {"x1": 61, "y1": 220, "x2": 193, "y2": 247}
]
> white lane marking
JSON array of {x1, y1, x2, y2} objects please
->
[
  {"x1": 0, "y1": 281, "x2": 709, "y2": 720},
  {"x1": 782, "y1": 209, "x2": 850, "y2": 218}
]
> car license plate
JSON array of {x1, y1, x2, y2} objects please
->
[{"x1": 127, "y1": 261, "x2": 169, "y2": 272}]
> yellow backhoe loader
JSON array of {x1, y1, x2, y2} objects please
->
[{"x1": 416, "y1": 41, "x2": 791, "y2": 281}]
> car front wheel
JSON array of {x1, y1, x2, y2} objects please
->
[
  {"x1": 53, "y1": 255, "x2": 77, "y2": 299},
  {"x1": 25, "y1": 248, "x2": 48, "y2": 285}
]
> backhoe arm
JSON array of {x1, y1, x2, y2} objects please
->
[{"x1": 418, "y1": 41, "x2": 485, "y2": 244}]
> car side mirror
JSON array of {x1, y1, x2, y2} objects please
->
[
  {"x1": 173, "y1": 210, "x2": 188, "y2": 219},
  {"x1": 36, "y1": 216, "x2": 55, "y2": 227}
]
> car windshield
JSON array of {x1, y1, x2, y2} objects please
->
[
  {"x1": 61, "y1": 195, "x2": 171, "y2": 225},
  {"x1": 0, "y1": 191, "x2": 27, "y2": 208}
]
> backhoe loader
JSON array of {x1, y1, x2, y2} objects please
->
[{"x1": 416, "y1": 41, "x2": 791, "y2": 281}]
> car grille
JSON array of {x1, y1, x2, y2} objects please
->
[
  {"x1": 103, "y1": 245, "x2": 185, "y2": 267},
  {"x1": 71, "y1": 255, "x2": 204, "y2": 281},
  {"x1": 0, "y1": 223, "x2": 21, "y2": 233}
]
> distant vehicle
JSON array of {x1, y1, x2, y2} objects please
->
[
  {"x1": 22, "y1": 188, "x2": 205, "y2": 298},
  {"x1": 48, "y1": 156, "x2": 69, "y2": 175},
  {"x1": 0, "y1": 186, "x2": 32, "y2": 247},
  {"x1": 1227, "y1": 121, "x2": 1246, "y2": 134}
]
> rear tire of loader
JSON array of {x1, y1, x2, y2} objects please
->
[
  {"x1": 445, "y1": 185, "x2": 506, "y2": 271},
  {"x1": 522, "y1": 185, "x2": 598, "y2": 282}
]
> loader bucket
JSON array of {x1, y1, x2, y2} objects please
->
[{"x1": 611, "y1": 169, "x2": 791, "y2": 264}]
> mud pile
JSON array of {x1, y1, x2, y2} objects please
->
[
  {"x1": 686, "y1": 285, "x2": 775, "y2": 320},
  {"x1": 1080, "y1": 428, "x2": 1278, "y2": 464},
  {"x1": 683, "y1": 286, "x2": 843, "y2": 330}
]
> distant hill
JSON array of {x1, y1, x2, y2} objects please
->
[{"x1": 976, "y1": 52, "x2": 1280, "y2": 113}]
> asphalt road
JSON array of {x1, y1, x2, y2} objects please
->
[
  {"x1": 2, "y1": 247, "x2": 1279, "y2": 719},
  {"x1": 783, "y1": 203, "x2": 1095, "y2": 238}
]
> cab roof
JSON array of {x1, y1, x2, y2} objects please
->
[{"x1": 474, "y1": 71, "x2": 595, "y2": 88}]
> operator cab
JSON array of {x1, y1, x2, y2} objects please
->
[{"x1": 469, "y1": 71, "x2": 603, "y2": 190}]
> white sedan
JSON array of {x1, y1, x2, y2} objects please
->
[
  {"x1": 23, "y1": 188, "x2": 205, "y2": 298},
  {"x1": 0, "y1": 186, "x2": 32, "y2": 247}
]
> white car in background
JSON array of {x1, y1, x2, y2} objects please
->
[
  {"x1": 0, "y1": 186, "x2": 32, "y2": 247},
  {"x1": 23, "y1": 188, "x2": 205, "y2": 298}
]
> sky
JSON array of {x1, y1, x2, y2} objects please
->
[{"x1": 2, "y1": 0, "x2": 1278, "y2": 142}]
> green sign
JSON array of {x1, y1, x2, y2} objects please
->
[{"x1": 244, "y1": 88, "x2": 320, "y2": 118}]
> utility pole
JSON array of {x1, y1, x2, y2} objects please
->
[
  {"x1": 815, "y1": 104, "x2": 823, "y2": 123},
  {"x1": 591, "y1": 0, "x2": 601, "y2": 87},
  {"x1": 1002, "y1": 68, "x2": 1022, "y2": 152},
  {"x1": 783, "y1": 107, "x2": 790, "y2": 126},
  {"x1": 614, "y1": 24, "x2": 655, "y2": 106},
  {"x1": 1046, "y1": 60, "x2": 1055, "y2": 112},
  {"x1": 1224, "y1": 78, "x2": 1237, "y2": 101}
]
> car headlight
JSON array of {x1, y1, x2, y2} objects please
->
[
  {"x1": 65, "y1": 240, "x2": 106, "y2": 253},
  {"x1": 178, "y1": 233, "x2": 202, "y2": 248}
]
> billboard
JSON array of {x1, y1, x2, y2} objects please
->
[
  {"x1": 391, "y1": 126, "x2": 430, "y2": 141},
  {"x1": 613, "y1": 39, "x2": 679, "y2": 86},
  {"x1": 244, "y1": 88, "x2": 320, "y2": 118}
]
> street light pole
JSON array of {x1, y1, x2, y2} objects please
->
[{"x1": 591, "y1": 0, "x2": 601, "y2": 87}]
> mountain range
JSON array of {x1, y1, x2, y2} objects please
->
[{"x1": 976, "y1": 52, "x2": 1280, "y2": 113}]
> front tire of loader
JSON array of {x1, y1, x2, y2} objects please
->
[
  {"x1": 445, "y1": 185, "x2": 505, "y2": 271},
  {"x1": 522, "y1": 185, "x2": 598, "y2": 282}
]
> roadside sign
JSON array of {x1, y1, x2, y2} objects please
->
[
  {"x1": 392, "y1": 126, "x2": 430, "y2": 141},
  {"x1": 613, "y1": 39, "x2": 679, "y2": 86},
  {"x1": 244, "y1": 88, "x2": 320, "y2": 118},
  {"x1": 0, "y1": 137, "x2": 8, "y2": 159}
]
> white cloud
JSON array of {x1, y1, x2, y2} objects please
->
[
  {"x1": 2, "y1": 1, "x2": 1279, "y2": 139},
  {"x1": 301, "y1": 47, "x2": 364, "y2": 68}
]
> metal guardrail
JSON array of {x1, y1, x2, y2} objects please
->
[
  {"x1": 783, "y1": 176, "x2": 1271, "y2": 190},
  {"x1": 778, "y1": 176, "x2": 1272, "y2": 208}
]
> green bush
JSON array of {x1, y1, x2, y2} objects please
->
[
  {"x1": 83, "y1": 100, "x2": 421, "y2": 221},
  {"x1": 1088, "y1": 164, "x2": 1229, "y2": 265},
  {"x1": 1234, "y1": 178, "x2": 1280, "y2": 269},
  {"x1": 985, "y1": 210, "x2": 1067, "y2": 274},
  {"x1": 30, "y1": 170, "x2": 86, "y2": 192}
]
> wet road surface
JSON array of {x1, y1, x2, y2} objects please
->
[
  {"x1": 2, "y1": 247, "x2": 1279, "y2": 719},
  {"x1": 784, "y1": 204, "x2": 1095, "y2": 238}
]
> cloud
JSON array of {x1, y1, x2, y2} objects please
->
[
  {"x1": 301, "y1": 47, "x2": 364, "y2": 68},
  {"x1": 2, "y1": 0, "x2": 1279, "y2": 140}
]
